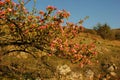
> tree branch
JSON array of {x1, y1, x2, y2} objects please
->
[{"x1": 3, "y1": 49, "x2": 36, "y2": 58}]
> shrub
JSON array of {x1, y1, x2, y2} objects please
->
[
  {"x1": 0, "y1": 0, "x2": 97, "y2": 70},
  {"x1": 0, "y1": 0, "x2": 99, "y2": 79},
  {"x1": 94, "y1": 23, "x2": 114, "y2": 40}
]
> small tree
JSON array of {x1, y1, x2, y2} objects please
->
[
  {"x1": 0, "y1": 0, "x2": 99, "y2": 79},
  {"x1": 0, "y1": 0, "x2": 97, "y2": 68},
  {"x1": 94, "y1": 23, "x2": 114, "y2": 39}
]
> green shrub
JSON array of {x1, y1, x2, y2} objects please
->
[{"x1": 94, "y1": 23, "x2": 115, "y2": 40}]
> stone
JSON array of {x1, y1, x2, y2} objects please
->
[
  {"x1": 57, "y1": 64, "x2": 71, "y2": 75},
  {"x1": 67, "y1": 72, "x2": 83, "y2": 80},
  {"x1": 107, "y1": 66, "x2": 115, "y2": 72},
  {"x1": 112, "y1": 63, "x2": 117, "y2": 69},
  {"x1": 110, "y1": 72, "x2": 117, "y2": 77},
  {"x1": 85, "y1": 69, "x2": 94, "y2": 80},
  {"x1": 105, "y1": 74, "x2": 111, "y2": 79},
  {"x1": 102, "y1": 78, "x2": 107, "y2": 80},
  {"x1": 35, "y1": 77, "x2": 42, "y2": 80}
]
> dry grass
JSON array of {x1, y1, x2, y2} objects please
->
[{"x1": 0, "y1": 33, "x2": 120, "y2": 79}]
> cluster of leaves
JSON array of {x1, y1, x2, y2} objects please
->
[{"x1": 0, "y1": 0, "x2": 97, "y2": 67}]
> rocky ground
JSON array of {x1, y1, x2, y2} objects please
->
[{"x1": 0, "y1": 33, "x2": 120, "y2": 80}]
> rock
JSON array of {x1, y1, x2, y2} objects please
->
[
  {"x1": 110, "y1": 72, "x2": 117, "y2": 77},
  {"x1": 35, "y1": 77, "x2": 41, "y2": 80},
  {"x1": 105, "y1": 74, "x2": 111, "y2": 79},
  {"x1": 85, "y1": 69, "x2": 94, "y2": 80},
  {"x1": 102, "y1": 78, "x2": 107, "y2": 80},
  {"x1": 112, "y1": 63, "x2": 117, "y2": 69},
  {"x1": 67, "y1": 72, "x2": 83, "y2": 80},
  {"x1": 57, "y1": 64, "x2": 71, "y2": 75},
  {"x1": 107, "y1": 65, "x2": 115, "y2": 72}
]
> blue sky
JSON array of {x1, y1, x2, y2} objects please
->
[{"x1": 14, "y1": 0, "x2": 120, "y2": 29}]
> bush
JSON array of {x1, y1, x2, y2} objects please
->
[
  {"x1": 0, "y1": 0, "x2": 98, "y2": 79},
  {"x1": 0, "y1": 0, "x2": 96, "y2": 79},
  {"x1": 94, "y1": 23, "x2": 115, "y2": 40}
]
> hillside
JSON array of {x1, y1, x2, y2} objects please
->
[
  {"x1": 84, "y1": 28, "x2": 120, "y2": 40},
  {"x1": 0, "y1": 0, "x2": 120, "y2": 79},
  {"x1": 0, "y1": 33, "x2": 120, "y2": 80}
]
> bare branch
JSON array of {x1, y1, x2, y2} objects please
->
[{"x1": 3, "y1": 49, "x2": 36, "y2": 58}]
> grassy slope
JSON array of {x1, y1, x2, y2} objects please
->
[
  {"x1": 0, "y1": 33, "x2": 120, "y2": 79},
  {"x1": 46, "y1": 33, "x2": 120, "y2": 79}
]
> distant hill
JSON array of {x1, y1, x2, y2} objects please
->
[
  {"x1": 84, "y1": 28, "x2": 120, "y2": 40},
  {"x1": 112, "y1": 28, "x2": 120, "y2": 32}
]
